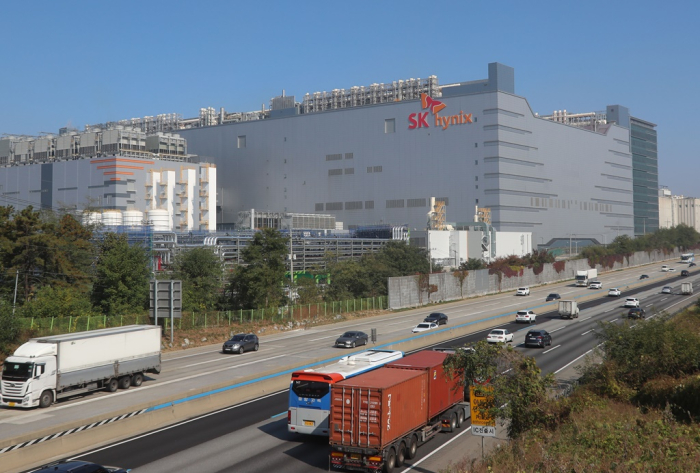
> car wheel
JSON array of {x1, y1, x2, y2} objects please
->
[
  {"x1": 238, "y1": 346, "x2": 244, "y2": 355},
  {"x1": 351, "y1": 341, "x2": 356, "y2": 348},
  {"x1": 364, "y1": 338, "x2": 368, "y2": 346},
  {"x1": 253, "y1": 343, "x2": 259, "y2": 351}
]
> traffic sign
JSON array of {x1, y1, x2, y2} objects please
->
[
  {"x1": 470, "y1": 385, "x2": 495, "y2": 428},
  {"x1": 472, "y1": 425, "x2": 496, "y2": 437}
]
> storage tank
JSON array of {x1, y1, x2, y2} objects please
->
[
  {"x1": 102, "y1": 210, "x2": 123, "y2": 226},
  {"x1": 81, "y1": 212, "x2": 102, "y2": 226},
  {"x1": 123, "y1": 210, "x2": 144, "y2": 226},
  {"x1": 147, "y1": 209, "x2": 171, "y2": 231}
]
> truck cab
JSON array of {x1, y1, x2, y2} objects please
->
[{"x1": 2, "y1": 355, "x2": 57, "y2": 408}]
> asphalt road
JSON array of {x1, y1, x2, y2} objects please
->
[{"x1": 58, "y1": 266, "x2": 700, "y2": 473}]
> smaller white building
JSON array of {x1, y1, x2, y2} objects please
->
[
  {"x1": 427, "y1": 229, "x2": 533, "y2": 267},
  {"x1": 658, "y1": 187, "x2": 700, "y2": 232}
]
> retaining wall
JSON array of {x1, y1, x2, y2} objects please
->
[{"x1": 388, "y1": 248, "x2": 683, "y2": 309}]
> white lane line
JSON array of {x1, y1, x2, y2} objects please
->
[
  {"x1": 660, "y1": 297, "x2": 668, "y2": 301},
  {"x1": 604, "y1": 308, "x2": 615, "y2": 313},
  {"x1": 645, "y1": 304, "x2": 653, "y2": 308},
  {"x1": 543, "y1": 345, "x2": 561, "y2": 354},
  {"x1": 307, "y1": 335, "x2": 338, "y2": 341},
  {"x1": 581, "y1": 330, "x2": 594, "y2": 336},
  {"x1": 387, "y1": 321, "x2": 409, "y2": 326},
  {"x1": 399, "y1": 426, "x2": 473, "y2": 473},
  {"x1": 580, "y1": 316, "x2": 591, "y2": 321},
  {"x1": 554, "y1": 345, "x2": 600, "y2": 374},
  {"x1": 182, "y1": 353, "x2": 286, "y2": 369},
  {"x1": 549, "y1": 327, "x2": 565, "y2": 333}
]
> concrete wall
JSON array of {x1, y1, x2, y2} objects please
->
[{"x1": 388, "y1": 248, "x2": 683, "y2": 309}]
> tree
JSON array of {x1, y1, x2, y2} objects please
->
[
  {"x1": 443, "y1": 341, "x2": 555, "y2": 438},
  {"x1": 0, "y1": 299, "x2": 20, "y2": 356},
  {"x1": 171, "y1": 247, "x2": 224, "y2": 311},
  {"x1": 91, "y1": 233, "x2": 151, "y2": 316},
  {"x1": 227, "y1": 228, "x2": 288, "y2": 309},
  {"x1": 460, "y1": 258, "x2": 485, "y2": 271},
  {"x1": 19, "y1": 285, "x2": 94, "y2": 319}
]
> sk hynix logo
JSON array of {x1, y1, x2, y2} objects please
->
[{"x1": 408, "y1": 93, "x2": 473, "y2": 130}]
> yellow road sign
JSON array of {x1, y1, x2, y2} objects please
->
[{"x1": 469, "y1": 385, "x2": 495, "y2": 427}]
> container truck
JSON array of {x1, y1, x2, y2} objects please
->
[
  {"x1": 681, "y1": 282, "x2": 693, "y2": 295},
  {"x1": 558, "y1": 300, "x2": 579, "y2": 319},
  {"x1": 1, "y1": 325, "x2": 161, "y2": 409},
  {"x1": 575, "y1": 269, "x2": 598, "y2": 287},
  {"x1": 329, "y1": 351, "x2": 469, "y2": 473}
]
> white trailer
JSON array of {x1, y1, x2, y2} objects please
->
[
  {"x1": 1, "y1": 325, "x2": 161, "y2": 408},
  {"x1": 575, "y1": 269, "x2": 598, "y2": 287},
  {"x1": 558, "y1": 300, "x2": 579, "y2": 319},
  {"x1": 681, "y1": 282, "x2": 693, "y2": 295}
]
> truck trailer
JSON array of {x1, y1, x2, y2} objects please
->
[
  {"x1": 329, "y1": 351, "x2": 468, "y2": 473},
  {"x1": 558, "y1": 300, "x2": 579, "y2": 319},
  {"x1": 575, "y1": 269, "x2": 598, "y2": 287},
  {"x1": 1, "y1": 325, "x2": 161, "y2": 408},
  {"x1": 681, "y1": 282, "x2": 693, "y2": 295}
]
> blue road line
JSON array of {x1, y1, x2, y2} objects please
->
[{"x1": 271, "y1": 411, "x2": 287, "y2": 418}]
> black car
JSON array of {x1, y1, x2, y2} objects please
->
[
  {"x1": 424, "y1": 312, "x2": 449, "y2": 325},
  {"x1": 335, "y1": 331, "x2": 369, "y2": 348},
  {"x1": 681, "y1": 270, "x2": 690, "y2": 277},
  {"x1": 222, "y1": 333, "x2": 259, "y2": 354},
  {"x1": 32, "y1": 460, "x2": 128, "y2": 473},
  {"x1": 690, "y1": 262, "x2": 697, "y2": 267},
  {"x1": 524, "y1": 329, "x2": 552, "y2": 348},
  {"x1": 628, "y1": 307, "x2": 646, "y2": 319},
  {"x1": 639, "y1": 274, "x2": 649, "y2": 280},
  {"x1": 546, "y1": 293, "x2": 561, "y2": 301}
]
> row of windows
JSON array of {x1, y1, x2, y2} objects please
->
[
  {"x1": 328, "y1": 168, "x2": 354, "y2": 176},
  {"x1": 315, "y1": 198, "x2": 447, "y2": 211},
  {"x1": 529, "y1": 197, "x2": 614, "y2": 213},
  {"x1": 325, "y1": 153, "x2": 354, "y2": 161}
]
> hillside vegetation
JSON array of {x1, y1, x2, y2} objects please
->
[{"x1": 445, "y1": 300, "x2": 700, "y2": 473}]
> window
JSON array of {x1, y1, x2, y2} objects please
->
[
  {"x1": 365, "y1": 200, "x2": 374, "y2": 209},
  {"x1": 385, "y1": 118, "x2": 396, "y2": 134},
  {"x1": 345, "y1": 153, "x2": 353, "y2": 160},
  {"x1": 315, "y1": 203, "x2": 324, "y2": 211},
  {"x1": 407, "y1": 198, "x2": 427, "y2": 208},
  {"x1": 328, "y1": 169, "x2": 342, "y2": 176},
  {"x1": 386, "y1": 199, "x2": 405, "y2": 208},
  {"x1": 325, "y1": 153, "x2": 342, "y2": 161},
  {"x1": 373, "y1": 166, "x2": 383, "y2": 173},
  {"x1": 475, "y1": 160, "x2": 478, "y2": 165},
  {"x1": 344, "y1": 168, "x2": 354, "y2": 174},
  {"x1": 237, "y1": 135, "x2": 246, "y2": 149}
]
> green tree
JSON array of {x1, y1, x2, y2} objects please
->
[
  {"x1": 295, "y1": 274, "x2": 322, "y2": 305},
  {"x1": 443, "y1": 341, "x2": 555, "y2": 438},
  {"x1": 18, "y1": 285, "x2": 94, "y2": 319},
  {"x1": 171, "y1": 247, "x2": 224, "y2": 311},
  {"x1": 227, "y1": 228, "x2": 288, "y2": 309},
  {"x1": 91, "y1": 233, "x2": 151, "y2": 316},
  {"x1": 325, "y1": 259, "x2": 372, "y2": 301},
  {"x1": 0, "y1": 299, "x2": 20, "y2": 356},
  {"x1": 460, "y1": 258, "x2": 485, "y2": 271}
]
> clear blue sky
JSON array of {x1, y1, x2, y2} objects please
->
[{"x1": 1, "y1": 1, "x2": 697, "y2": 197}]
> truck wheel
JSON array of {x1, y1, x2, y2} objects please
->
[
  {"x1": 106, "y1": 378, "x2": 119, "y2": 392},
  {"x1": 39, "y1": 390, "x2": 53, "y2": 408},
  {"x1": 118, "y1": 376, "x2": 132, "y2": 390},
  {"x1": 384, "y1": 448, "x2": 396, "y2": 473},
  {"x1": 449, "y1": 412, "x2": 457, "y2": 431},
  {"x1": 396, "y1": 442, "x2": 406, "y2": 467},
  {"x1": 131, "y1": 373, "x2": 144, "y2": 387},
  {"x1": 457, "y1": 409, "x2": 465, "y2": 427},
  {"x1": 406, "y1": 435, "x2": 418, "y2": 459}
]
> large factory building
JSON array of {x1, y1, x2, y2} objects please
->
[{"x1": 175, "y1": 62, "x2": 657, "y2": 248}]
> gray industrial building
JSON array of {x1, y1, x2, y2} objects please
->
[{"x1": 175, "y1": 63, "x2": 658, "y2": 248}]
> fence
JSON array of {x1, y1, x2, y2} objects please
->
[{"x1": 15, "y1": 296, "x2": 387, "y2": 337}]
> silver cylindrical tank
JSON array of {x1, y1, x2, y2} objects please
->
[
  {"x1": 147, "y1": 209, "x2": 171, "y2": 231},
  {"x1": 81, "y1": 211, "x2": 102, "y2": 226},
  {"x1": 123, "y1": 210, "x2": 144, "y2": 226},
  {"x1": 102, "y1": 210, "x2": 123, "y2": 226}
]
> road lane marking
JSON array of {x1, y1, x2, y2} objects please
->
[
  {"x1": 183, "y1": 353, "x2": 286, "y2": 369},
  {"x1": 660, "y1": 297, "x2": 668, "y2": 301},
  {"x1": 581, "y1": 330, "x2": 594, "y2": 336},
  {"x1": 308, "y1": 335, "x2": 338, "y2": 341},
  {"x1": 543, "y1": 345, "x2": 561, "y2": 354},
  {"x1": 549, "y1": 327, "x2": 565, "y2": 333},
  {"x1": 580, "y1": 316, "x2": 591, "y2": 320},
  {"x1": 399, "y1": 426, "x2": 473, "y2": 473}
]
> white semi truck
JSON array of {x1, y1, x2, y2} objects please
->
[
  {"x1": 681, "y1": 282, "x2": 694, "y2": 295},
  {"x1": 575, "y1": 269, "x2": 598, "y2": 287},
  {"x1": 1, "y1": 325, "x2": 161, "y2": 409},
  {"x1": 558, "y1": 300, "x2": 579, "y2": 319}
]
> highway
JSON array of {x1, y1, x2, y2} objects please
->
[{"x1": 21, "y1": 263, "x2": 697, "y2": 473}]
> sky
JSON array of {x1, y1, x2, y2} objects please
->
[{"x1": 1, "y1": 1, "x2": 698, "y2": 197}]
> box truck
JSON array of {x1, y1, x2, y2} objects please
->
[
  {"x1": 1, "y1": 325, "x2": 161, "y2": 409},
  {"x1": 558, "y1": 300, "x2": 579, "y2": 319},
  {"x1": 575, "y1": 269, "x2": 598, "y2": 287},
  {"x1": 681, "y1": 282, "x2": 693, "y2": 295},
  {"x1": 329, "y1": 351, "x2": 469, "y2": 473}
]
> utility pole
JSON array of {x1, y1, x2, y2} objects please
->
[{"x1": 12, "y1": 269, "x2": 18, "y2": 316}]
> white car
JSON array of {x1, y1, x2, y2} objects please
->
[
  {"x1": 668, "y1": 268, "x2": 676, "y2": 272},
  {"x1": 515, "y1": 310, "x2": 537, "y2": 323},
  {"x1": 661, "y1": 286, "x2": 673, "y2": 294},
  {"x1": 487, "y1": 329, "x2": 513, "y2": 344},
  {"x1": 608, "y1": 288, "x2": 621, "y2": 297},
  {"x1": 412, "y1": 322, "x2": 438, "y2": 333},
  {"x1": 516, "y1": 287, "x2": 530, "y2": 296},
  {"x1": 661, "y1": 265, "x2": 670, "y2": 272},
  {"x1": 624, "y1": 297, "x2": 640, "y2": 308},
  {"x1": 589, "y1": 281, "x2": 602, "y2": 289}
]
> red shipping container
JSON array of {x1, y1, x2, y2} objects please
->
[
  {"x1": 330, "y1": 367, "x2": 427, "y2": 449},
  {"x1": 386, "y1": 350, "x2": 463, "y2": 419}
]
